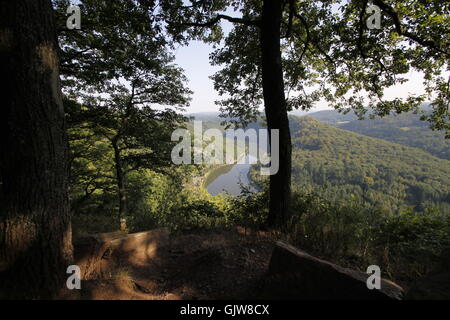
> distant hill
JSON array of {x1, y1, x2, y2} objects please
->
[
  {"x1": 307, "y1": 109, "x2": 358, "y2": 125},
  {"x1": 288, "y1": 116, "x2": 450, "y2": 213},
  {"x1": 189, "y1": 111, "x2": 450, "y2": 213},
  {"x1": 307, "y1": 109, "x2": 449, "y2": 160},
  {"x1": 185, "y1": 112, "x2": 224, "y2": 122},
  {"x1": 186, "y1": 109, "x2": 313, "y2": 123},
  {"x1": 249, "y1": 116, "x2": 450, "y2": 214},
  {"x1": 338, "y1": 113, "x2": 449, "y2": 160}
]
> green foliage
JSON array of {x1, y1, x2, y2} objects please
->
[
  {"x1": 163, "y1": 199, "x2": 227, "y2": 232},
  {"x1": 56, "y1": 0, "x2": 192, "y2": 230},
  {"x1": 54, "y1": 0, "x2": 180, "y2": 95},
  {"x1": 287, "y1": 191, "x2": 371, "y2": 260},
  {"x1": 370, "y1": 210, "x2": 450, "y2": 280},
  {"x1": 333, "y1": 110, "x2": 450, "y2": 160},
  {"x1": 250, "y1": 116, "x2": 450, "y2": 214},
  {"x1": 126, "y1": 168, "x2": 230, "y2": 233},
  {"x1": 163, "y1": 0, "x2": 450, "y2": 133},
  {"x1": 72, "y1": 212, "x2": 118, "y2": 238},
  {"x1": 287, "y1": 190, "x2": 450, "y2": 283},
  {"x1": 125, "y1": 170, "x2": 177, "y2": 231},
  {"x1": 224, "y1": 185, "x2": 269, "y2": 229}
]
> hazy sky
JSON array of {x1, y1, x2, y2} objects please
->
[
  {"x1": 174, "y1": 40, "x2": 222, "y2": 113},
  {"x1": 174, "y1": 30, "x2": 432, "y2": 114}
]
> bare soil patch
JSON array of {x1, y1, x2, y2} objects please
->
[{"x1": 73, "y1": 227, "x2": 275, "y2": 300}]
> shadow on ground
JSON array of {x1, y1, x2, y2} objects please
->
[{"x1": 73, "y1": 227, "x2": 275, "y2": 300}]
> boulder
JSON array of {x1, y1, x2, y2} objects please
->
[
  {"x1": 92, "y1": 230, "x2": 127, "y2": 242},
  {"x1": 260, "y1": 241, "x2": 404, "y2": 300},
  {"x1": 73, "y1": 228, "x2": 170, "y2": 279},
  {"x1": 109, "y1": 228, "x2": 170, "y2": 263},
  {"x1": 73, "y1": 234, "x2": 113, "y2": 280}
]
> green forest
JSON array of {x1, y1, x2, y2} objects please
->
[
  {"x1": 290, "y1": 116, "x2": 449, "y2": 213},
  {"x1": 309, "y1": 109, "x2": 450, "y2": 160},
  {"x1": 247, "y1": 116, "x2": 450, "y2": 282}
]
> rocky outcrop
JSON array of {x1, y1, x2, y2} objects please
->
[
  {"x1": 260, "y1": 241, "x2": 404, "y2": 300},
  {"x1": 73, "y1": 228, "x2": 170, "y2": 280},
  {"x1": 109, "y1": 228, "x2": 170, "y2": 264}
]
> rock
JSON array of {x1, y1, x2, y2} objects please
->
[
  {"x1": 73, "y1": 228, "x2": 170, "y2": 280},
  {"x1": 73, "y1": 235, "x2": 113, "y2": 280},
  {"x1": 109, "y1": 228, "x2": 170, "y2": 262},
  {"x1": 93, "y1": 230, "x2": 127, "y2": 242},
  {"x1": 260, "y1": 241, "x2": 404, "y2": 300}
]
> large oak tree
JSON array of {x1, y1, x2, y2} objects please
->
[{"x1": 0, "y1": 0, "x2": 72, "y2": 299}]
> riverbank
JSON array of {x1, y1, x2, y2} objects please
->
[{"x1": 203, "y1": 163, "x2": 236, "y2": 188}]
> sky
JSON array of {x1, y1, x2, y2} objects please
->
[
  {"x1": 174, "y1": 40, "x2": 223, "y2": 113},
  {"x1": 173, "y1": 17, "x2": 434, "y2": 115}
]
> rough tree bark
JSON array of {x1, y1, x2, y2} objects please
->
[
  {"x1": 0, "y1": 0, "x2": 73, "y2": 299},
  {"x1": 260, "y1": 0, "x2": 292, "y2": 227}
]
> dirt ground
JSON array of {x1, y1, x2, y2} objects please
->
[{"x1": 71, "y1": 227, "x2": 275, "y2": 300}]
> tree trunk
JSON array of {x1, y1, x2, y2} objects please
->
[
  {"x1": 112, "y1": 137, "x2": 128, "y2": 232},
  {"x1": 0, "y1": 0, "x2": 73, "y2": 299},
  {"x1": 260, "y1": 0, "x2": 292, "y2": 228}
]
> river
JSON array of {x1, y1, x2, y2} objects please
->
[{"x1": 204, "y1": 155, "x2": 258, "y2": 196}]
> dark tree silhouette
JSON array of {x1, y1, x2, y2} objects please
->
[{"x1": 0, "y1": 0, "x2": 72, "y2": 299}]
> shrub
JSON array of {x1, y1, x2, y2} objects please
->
[{"x1": 285, "y1": 190, "x2": 450, "y2": 284}]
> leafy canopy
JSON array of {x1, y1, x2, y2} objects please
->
[{"x1": 160, "y1": 0, "x2": 449, "y2": 134}]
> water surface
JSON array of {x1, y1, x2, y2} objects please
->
[{"x1": 205, "y1": 155, "x2": 257, "y2": 196}]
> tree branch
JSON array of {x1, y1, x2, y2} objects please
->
[
  {"x1": 373, "y1": 0, "x2": 449, "y2": 57},
  {"x1": 169, "y1": 14, "x2": 260, "y2": 28},
  {"x1": 293, "y1": 13, "x2": 337, "y2": 70},
  {"x1": 284, "y1": 0, "x2": 295, "y2": 38}
]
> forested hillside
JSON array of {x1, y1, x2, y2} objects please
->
[
  {"x1": 307, "y1": 109, "x2": 358, "y2": 125},
  {"x1": 189, "y1": 112, "x2": 450, "y2": 214},
  {"x1": 338, "y1": 113, "x2": 450, "y2": 161},
  {"x1": 308, "y1": 110, "x2": 450, "y2": 160},
  {"x1": 251, "y1": 116, "x2": 450, "y2": 214}
]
